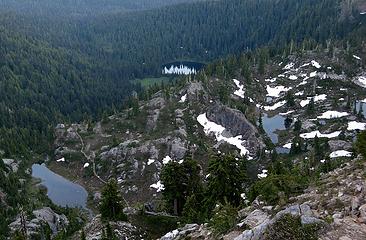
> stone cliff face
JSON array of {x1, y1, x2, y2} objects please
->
[{"x1": 207, "y1": 104, "x2": 264, "y2": 154}]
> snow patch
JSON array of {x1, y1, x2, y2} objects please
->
[
  {"x1": 147, "y1": 159, "x2": 155, "y2": 166},
  {"x1": 330, "y1": 150, "x2": 352, "y2": 158},
  {"x1": 356, "y1": 76, "x2": 366, "y2": 88},
  {"x1": 83, "y1": 163, "x2": 89, "y2": 168},
  {"x1": 289, "y1": 75, "x2": 298, "y2": 80},
  {"x1": 297, "y1": 80, "x2": 308, "y2": 87},
  {"x1": 283, "y1": 143, "x2": 292, "y2": 149},
  {"x1": 299, "y1": 94, "x2": 327, "y2": 107},
  {"x1": 197, "y1": 113, "x2": 251, "y2": 158},
  {"x1": 56, "y1": 157, "x2": 65, "y2": 162},
  {"x1": 233, "y1": 79, "x2": 245, "y2": 98},
  {"x1": 240, "y1": 193, "x2": 246, "y2": 200},
  {"x1": 300, "y1": 131, "x2": 341, "y2": 139},
  {"x1": 279, "y1": 110, "x2": 294, "y2": 116},
  {"x1": 257, "y1": 169, "x2": 268, "y2": 179},
  {"x1": 311, "y1": 60, "x2": 321, "y2": 69},
  {"x1": 150, "y1": 180, "x2": 165, "y2": 192},
  {"x1": 283, "y1": 62, "x2": 294, "y2": 70},
  {"x1": 300, "y1": 63, "x2": 311, "y2": 68},
  {"x1": 347, "y1": 121, "x2": 366, "y2": 131},
  {"x1": 353, "y1": 55, "x2": 361, "y2": 60},
  {"x1": 266, "y1": 85, "x2": 292, "y2": 97},
  {"x1": 317, "y1": 111, "x2": 349, "y2": 119},
  {"x1": 309, "y1": 71, "x2": 317, "y2": 78},
  {"x1": 265, "y1": 78, "x2": 277, "y2": 83},
  {"x1": 295, "y1": 91, "x2": 304, "y2": 96},
  {"x1": 162, "y1": 156, "x2": 172, "y2": 165},
  {"x1": 179, "y1": 94, "x2": 187, "y2": 103},
  {"x1": 263, "y1": 100, "x2": 287, "y2": 111},
  {"x1": 299, "y1": 99, "x2": 310, "y2": 107}
]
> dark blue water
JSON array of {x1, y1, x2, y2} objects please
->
[
  {"x1": 262, "y1": 113, "x2": 286, "y2": 144},
  {"x1": 32, "y1": 164, "x2": 88, "y2": 208}
]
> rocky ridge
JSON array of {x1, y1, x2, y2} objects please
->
[{"x1": 160, "y1": 156, "x2": 366, "y2": 240}]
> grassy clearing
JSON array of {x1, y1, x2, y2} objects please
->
[{"x1": 134, "y1": 77, "x2": 171, "y2": 88}]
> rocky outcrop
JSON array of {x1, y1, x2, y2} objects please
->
[
  {"x1": 160, "y1": 224, "x2": 213, "y2": 240},
  {"x1": 2, "y1": 158, "x2": 19, "y2": 172},
  {"x1": 186, "y1": 81, "x2": 206, "y2": 101},
  {"x1": 328, "y1": 140, "x2": 352, "y2": 152},
  {"x1": 82, "y1": 215, "x2": 145, "y2": 240},
  {"x1": 234, "y1": 203, "x2": 324, "y2": 240},
  {"x1": 206, "y1": 104, "x2": 265, "y2": 153},
  {"x1": 146, "y1": 94, "x2": 166, "y2": 131},
  {"x1": 9, "y1": 207, "x2": 69, "y2": 237}
]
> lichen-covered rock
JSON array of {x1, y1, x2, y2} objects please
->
[
  {"x1": 9, "y1": 207, "x2": 69, "y2": 237},
  {"x1": 83, "y1": 215, "x2": 145, "y2": 240},
  {"x1": 160, "y1": 224, "x2": 214, "y2": 240},
  {"x1": 328, "y1": 140, "x2": 352, "y2": 151},
  {"x1": 240, "y1": 209, "x2": 269, "y2": 228}
]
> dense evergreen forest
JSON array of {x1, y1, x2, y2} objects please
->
[
  {"x1": 0, "y1": 27, "x2": 139, "y2": 155},
  {"x1": 0, "y1": 0, "x2": 364, "y2": 156},
  {"x1": 0, "y1": 0, "x2": 198, "y2": 16}
]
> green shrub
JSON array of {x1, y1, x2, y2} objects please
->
[
  {"x1": 264, "y1": 214, "x2": 323, "y2": 240},
  {"x1": 209, "y1": 202, "x2": 237, "y2": 235},
  {"x1": 248, "y1": 174, "x2": 306, "y2": 205}
]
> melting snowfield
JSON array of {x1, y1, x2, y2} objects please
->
[
  {"x1": 233, "y1": 79, "x2": 245, "y2": 98},
  {"x1": 356, "y1": 76, "x2": 366, "y2": 88},
  {"x1": 347, "y1": 121, "x2": 366, "y2": 131},
  {"x1": 197, "y1": 113, "x2": 251, "y2": 158},
  {"x1": 257, "y1": 169, "x2": 268, "y2": 179},
  {"x1": 317, "y1": 111, "x2": 349, "y2": 119},
  {"x1": 179, "y1": 94, "x2": 187, "y2": 103},
  {"x1": 300, "y1": 130, "x2": 341, "y2": 139},
  {"x1": 150, "y1": 180, "x2": 164, "y2": 192},
  {"x1": 263, "y1": 100, "x2": 287, "y2": 111},
  {"x1": 266, "y1": 85, "x2": 292, "y2": 97},
  {"x1": 329, "y1": 150, "x2": 352, "y2": 158},
  {"x1": 300, "y1": 94, "x2": 327, "y2": 107}
]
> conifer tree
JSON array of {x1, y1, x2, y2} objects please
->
[
  {"x1": 161, "y1": 157, "x2": 203, "y2": 215},
  {"x1": 99, "y1": 179, "x2": 127, "y2": 221},
  {"x1": 80, "y1": 230, "x2": 86, "y2": 240},
  {"x1": 205, "y1": 154, "x2": 247, "y2": 208}
]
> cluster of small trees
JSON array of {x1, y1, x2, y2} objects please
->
[{"x1": 160, "y1": 154, "x2": 247, "y2": 223}]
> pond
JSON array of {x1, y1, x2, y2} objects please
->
[
  {"x1": 32, "y1": 164, "x2": 88, "y2": 208},
  {"x1": 262, "y1": 113, "x2": 286, "y2": 144},
  {"x1": 162, "y1": 61, "x2": 205, "y2": 75},
  {"x1": 262, "y1": 113, "x2": 291, "y2": 154}
]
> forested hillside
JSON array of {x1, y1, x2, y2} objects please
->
[
  {"x1": 0, "y1": 0, "x2": 365, "y2": 156},
  {"x1": 0, "y1": 28, "x2": 138, "y2": 155},
  {"x1": 1, "y1": 0, "x2": 363, "y2": 80},
  {"x1": 0, "y1": 0, "x2": 364, "y2": 156},
  {"x1": 0, "y1": 0, "x2": 199, "y2": 16}
]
